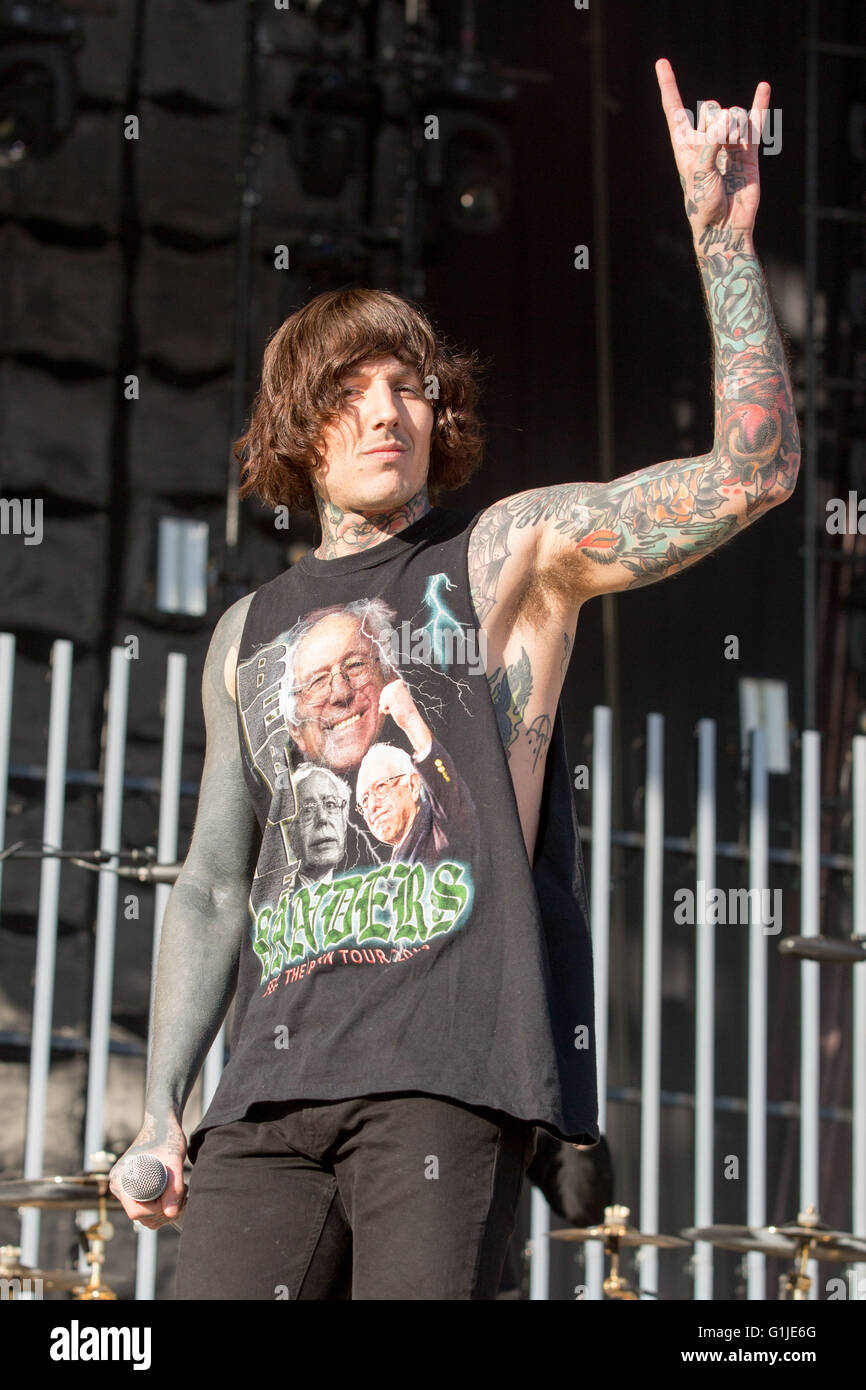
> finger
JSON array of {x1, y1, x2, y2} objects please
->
[
  {"x1": 697, "y1": 99, "x2": 719, "y2": 136},
  {"x1": 728, "y1": 106, "x2": 750, "y2": 146},
  {"x1": 123, "y1": 1195, "x2": 165, "y2": 1223},
  {"x1": 162, "y1": 1169, "x2": 186, "y2": 1218},
  {"x1": 655, "y1": 57, "x2": 692, "y2": 144},
  {"x1": 135, "y1": 1214, "x2": 169, "y2": 1231},
  {"x1": 750, "y1": 79, "x2": 771, "y2": 117},
  {"x1": 749, "y1": 79, "x2": 771, "y2": 143}
]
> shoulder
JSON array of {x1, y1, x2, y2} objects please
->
[
  {"x1": 205, "y1": 591, "x2": 257, "y2": 702},
  {"x1": 466, "y1": 494, "x2": 543, "y2": 628}
]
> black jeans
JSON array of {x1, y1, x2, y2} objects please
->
[{"x1": 175, "y1": 1091, "x2": 537, "y2": 1300}]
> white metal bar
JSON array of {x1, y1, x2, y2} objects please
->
[
  {"x1": 800, "y1": 731, "x2": 821, "y2": 1297},
  {"x1": 639, "y1": 713, "x2": 664, "y2": 1297},
  {"x1": 693, "y1": 719, "x2": 716, "y2": 1300},
  {"x1": 529, "y1": 1186, "x2": 550, "y2": 1301},
  {"x1": 852, "y1": 737, "x2": 866, "y2": 1300},
  {"x1": 0, "y1": 633, "x2": 16, "y2": 905},
  {"x1": 202, "y1": 1026, "x2": 226, "y2": 1109},
  {"x1": 20, "y1": 639, "x2": 74, "y2": 1268},
  {"x1": 586, "y1": 704, "x2": 612, "y2": 1302},
  {"x1": 83, "y1": 647, "x2": 131, "y2": 1163},
  {"x1": 136, "y1": 651, "x2": 187, "y2": 1301},
  {"x1": 747, "y1": 727, "x2": 768, "y2": 1300}
]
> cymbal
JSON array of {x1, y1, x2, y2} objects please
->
[
  {"x1": 0, "y1": 1258, "x2": 89, "y2": 1292},
  {"x1": 684, "y1": 1223, "x2": 866, "y2": 1262},
  {"x1": 0, "y1": 1175, "x2": 121, "y2": 1211},
  {"x1": 761, "y1": 1225, "x2": 866, "y2": 1263},
  {"x1": 771, "y1": 1216, "x2": 859, "y2": 1239},
  {"x1": 683, "y1": 1224, "x2": 793, "y2": 1256},
  {"x1": 551, "y1": 1224, "x2": 690, "y2": 1249}
]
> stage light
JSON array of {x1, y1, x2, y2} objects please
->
[
  {"x1": 424, "y1": 112, "x2": 512, "y2": 237},
  {"x1": 0, "y1": 0, "x2": 81, "y2": 168}
]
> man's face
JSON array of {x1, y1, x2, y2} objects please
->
[
  {"x1": 295, "y1": 770, "x2": 348, "y2": 872},
  {"x1": 356, "y1": 750, "x2": 420, "y2": 846},
  {"x1": 289, "y1": 613, "x2": 387, "y2": 771},
  {"x1": 313, "y1": 355, "x2": 433, "y2": 514}
]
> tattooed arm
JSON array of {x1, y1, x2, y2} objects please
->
[
  {"x1": 468, "y1": 60, "x2": 800, "y2": 624},
  {"x1": 108, "y1": 593, "x2": 260, "y2": 1228}
]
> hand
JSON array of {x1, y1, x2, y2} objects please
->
[
  {"x1": 655, "y1": 57, "x2": 769, "y2": 251},
  {"x1": 379, "y1": 677, "x2": 433, "y2": 758},
  {"x1": 108, "y1": 1115, "x2": 188, "y2": 1231}
]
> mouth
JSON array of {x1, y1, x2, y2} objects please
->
[
  {"x1": 325, "y1": 706, "x2": 367, "y2": 734},
  {"x1": 311, "y1": 836, "x2": 338, "y2": 852}
]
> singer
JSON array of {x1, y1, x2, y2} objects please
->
[{"x1": 109, "y1": 60, "x2": 799, "y2": 1299}]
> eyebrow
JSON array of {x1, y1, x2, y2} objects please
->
[
  {"x1": 341, "y1": 363, "x2": 421, "y2": 383},
  {"x1": 301, "y1": 645, "x2": 371, "y2": 681}
]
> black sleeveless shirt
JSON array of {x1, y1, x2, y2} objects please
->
[{"x1": 188, "y1": 507, "x2": 599, "y2": 1155}]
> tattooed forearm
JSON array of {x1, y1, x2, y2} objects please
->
[
  {"x1": 487, "y1": 647, "x2": 553, "y2": 774},
  {"x1": 488, "y1": 647, "x2": 532, "y2": 755},
  {"x1": 526, "y1": 713, "x2": 552, "y2": 773},
  {"x1": 471, "y1": 250, "x2": 799, "y2": 609},
  {"x1": 560, "y1": 631, "x2": 572, "y2": 679},
  {"x1": 698, "y1": 250, "x2": 799, "y2": 508},
  {"x1": 315, "y1": 488, "x2": 430, "y2": 560}
]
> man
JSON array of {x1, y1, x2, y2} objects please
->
[
  {"x1": 110, "y1": 62, "x2": 800, "y2": 1300},
  {"x1": 288, "y1": 764, "x2": 355, "y2": 886},
  {"x1": 279, "y1": 600, "x2": 398, "y2": 775},
  {"x1": 355, "y1": 678, "x2": 479, "y2": 865}
]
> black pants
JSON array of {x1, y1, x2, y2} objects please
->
[{"x1": 175, "y1": 1091, "x2": 537, "y2": 1300}]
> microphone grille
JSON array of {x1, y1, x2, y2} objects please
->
[{"x1": 121, "y1": 1153, "x2": 168, "y2": 1203}]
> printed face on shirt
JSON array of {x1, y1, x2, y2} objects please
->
[
  {"x1": 288, "y1": 613, "x2": 387, "y2": 772},
  {"x1": 293, "y1": 769, "x2": 349, "y2": 872},
  {"x1": 356, "y1": 746, "x2": 421, "y2": 846}
]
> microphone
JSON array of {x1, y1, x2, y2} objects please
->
[
  {"x1": 121, "y1": 1155, "x2": 186, "y2": 1231},
  {"x1": 114, "y1": 862, "x2": 182, "y2": 884}
]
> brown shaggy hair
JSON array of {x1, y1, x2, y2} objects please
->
[{"x1": 235, "y1": 288, "x2": 486, "y2": 515}]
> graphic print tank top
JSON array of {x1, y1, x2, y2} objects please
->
[{"x1": 188, "y1": 506, "x2": 599, "y2": 1154}]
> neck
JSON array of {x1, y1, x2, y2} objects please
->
[{"x1": 313, "y1": 488, "x2": 432, "y2": 560}]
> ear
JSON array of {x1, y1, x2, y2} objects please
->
[{"x1": 289, "y1": 725, "x2": 309, "y2": 756}]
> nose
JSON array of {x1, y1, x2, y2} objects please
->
[
  {"x1": 365, "y1": 380, "x2": 401, "y2": 428},
  {"x1": 328, "y1": 666, "x2": 353, "y2": 701}
]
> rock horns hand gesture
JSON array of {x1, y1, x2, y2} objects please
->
[{"x1": 655, "y1": 57, "x2": 770, "y2": 253}]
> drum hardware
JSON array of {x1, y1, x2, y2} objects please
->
[
  {"x1": 0, "y1": 1169, "x2": 120, "y2": 1300},
  {"x1": 549, "y1": 1203, "x2": 689, "y2": 1299},
  {"x1": 684, "y1": 1206, "x2": 866, "y2": 1300}
]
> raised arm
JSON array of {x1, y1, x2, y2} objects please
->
[
  {"x1": 468, "y1": 59, "x2": 800, "y2": 627},
  {"x1": 109, "y1": 591, "x2": 260, "y2": 1228}
]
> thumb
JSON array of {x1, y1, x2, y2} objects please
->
[{"x1": 161, "y1": 1156, "x2": 187, "y2": 1217}]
